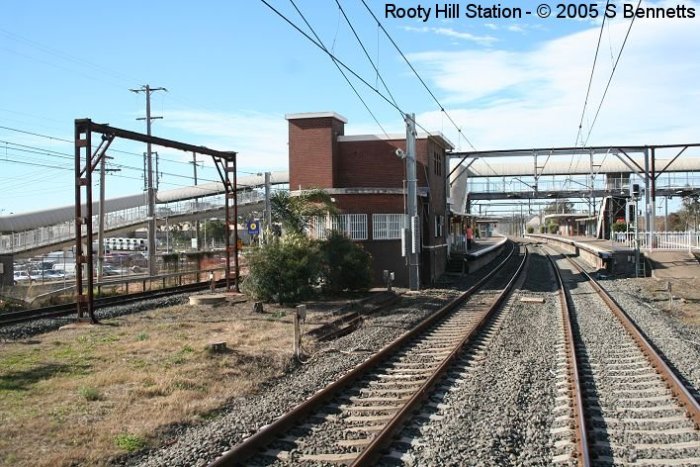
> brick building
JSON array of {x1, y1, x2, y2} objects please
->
[{"x1": 286, "y1": 112, "x2": 454, "y2": 287}]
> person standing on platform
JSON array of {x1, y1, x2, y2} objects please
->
[{"x1": 466, "y1": 225, "x2": 474, "y2": 251}]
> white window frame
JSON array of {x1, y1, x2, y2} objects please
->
[
  {"x1": 309, "y1": 214, "x2": 368, "y2": 241},
  {"x1": 373, "y1": 213, "x2": 404, "y2": 240}
]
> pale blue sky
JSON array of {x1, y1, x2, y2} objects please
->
[{"x1": 1, "y1": 0, "x2": 699, "y2": 213}]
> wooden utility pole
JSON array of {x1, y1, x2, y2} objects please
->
[
  {"x1": 190, "y1": 152, "x2": 201, "y2": 250},
  {"x1": 130, "y1": 84, "x2": 167, "y2": 276},
  {"x1": 97, "y1": 156, "x2": 119, "y2": 282}
]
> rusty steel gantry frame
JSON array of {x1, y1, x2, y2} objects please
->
[{"x1": 74, "y1": 119, "x2": 239, "y2": 323}]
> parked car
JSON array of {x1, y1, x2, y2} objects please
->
[
  {"x1": 13, "y1": 271, "x2": 33, "y2": 284},
  {"x1": 42, "y1": 270, "x2": 65, "y2": 280},
  {"x1": 101, "y1": 266, "x2": 121, "y2": 276}
]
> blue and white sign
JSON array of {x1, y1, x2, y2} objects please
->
[{"x1": 247, "y1": 220, "x2": 260, "y2": 235}]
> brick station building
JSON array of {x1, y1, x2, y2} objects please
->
[{"x1": 286, "y1": 112, "x2": 454, "y2": 287}]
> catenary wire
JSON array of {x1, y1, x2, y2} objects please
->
[
  {"x1": 287, "y1": 0, "x2": 389, "y2": 137},
  {"x1": 582, "y1": 0, "x2": 642, "y2": 147},
  {"x1": 334, "y1": 0, "x2": 400, "y2": 110},
  {"x1": 574, "y1": 0, "x2": 611, "y2": 148},
  {"x1": 258, "y1": 0, "x2": 443, "y2": 139},
  {"x1": 358, "y1": 0, "x2": 476, "y2": 150}
]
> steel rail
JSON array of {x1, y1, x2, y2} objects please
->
[
  {"x1": 546, "y1": 252, "x2": 591, "y2": 467},
  {"x1": 0, "y1": 278, "x2": 229, "y2": 326},
  {"x1": 564, "y1": 256, "x2": 700, "y2": 428},
  {"x1": 351, "y1": 245, "x2": 528, "y2": 466},
  {"x1": 208, "y1": 241, "x2": 519, "y2": 467}
]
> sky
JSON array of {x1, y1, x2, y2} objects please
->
[{"x1": 1, "y1": 0, "x2": 699, "y2": 214}]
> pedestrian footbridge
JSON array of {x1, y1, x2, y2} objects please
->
[{"x1": 0, "y1": 171, "x2": 288, "y2": 257}]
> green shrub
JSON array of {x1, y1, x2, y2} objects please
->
[
  {"x1": 548, "y1": 223, "x2": 559, "y2": 234},
  {"x1": 539, "y1": 225, "x2": 546, "y2": 233},
  {"x1": 243, "y1": 234, "x2": 321, "y2": 304},
  {"x1": 320, "y1": 232, "x2": 372, "y2": 293},
  {"x1": 526, "y1": 226, "x2": 534, "y2": 234},
  {"x1": 114, "y1": 433, "x2": 147, "y2": 452},
  {"x1": 611, "y1": 220, "x2": 627, "y2": 232},
  {"x1": 78, "y1": 386, "x2": 101, "y2": 401}
]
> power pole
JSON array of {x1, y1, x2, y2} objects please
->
[
  {"x1": 130, "y1": 84, "x2": 167, "y2": 276},
  {"x1": 405, "y1": 113, "x2": 420, "y2": 291},
  {"x1": 97, "y1": 156, "x2": 119, "y2": 282},
  {"x1": 190, "y1": 152, "x2": 201, "y2": 251},
  {"x1": 264, "y1": 171, "x2": 272, "y2": 243}
]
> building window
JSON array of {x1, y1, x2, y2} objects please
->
[
  {"x1": 309, "y1": 214, "x2": 368, "y2": 241},
  {"x1": 373, "y1": 213, "x2": 403, "y2": 240},
  {"x1": 433, "y1": 150, "x2": 443, "y2": 176}
]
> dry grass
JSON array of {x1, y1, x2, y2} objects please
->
[
  {"x1": 637, "y1": 277, "x2": 700, "y2": 326},
  {"x1": 0, "y1": 298, "x2": 326, "y2": 467}
]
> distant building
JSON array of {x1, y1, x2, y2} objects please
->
[{"x1": 287, "y1": 112, "x2": 454, "y2": 287}]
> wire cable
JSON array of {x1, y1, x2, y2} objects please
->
[
  {"x1": 287, "y1": 0, "x2": 389, "y2": 136},
  {"x1": 359, "y1": 0, "x2": 476, "y2": 150},
  {"x1": 334, "y1": 0, "x2": 399, "y2": 110},
  {"x1": 582, "y1": 0, "x2": 642, "y2": 146},
  {"x1": 575, "y1": 0, "x2": 610, "y2": 148},
  {"x1": 259, "y1": 0, "x2": 402, "y2": 115}
]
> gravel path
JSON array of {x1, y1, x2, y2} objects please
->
[
  {"x1": 8, "y1": 245, "x2": 697, "y2": 466},
  {"x1": 112, "y1": 279, "x2": 475, "y2": 467},
  {"x1": 558, "y1": 256, "x2": 700, "y2": 465},
  {"x1": 394, "y1": 248, "x2": 561, "y2": 466},
  {"x1": 598, "y1": 278, "x2": 700, "y2": 399}
]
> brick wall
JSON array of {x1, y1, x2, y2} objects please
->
[
  {"x1": 287, "y1": 113, "x2": 450, "y2": 287},
  {"x1": 288, "y1": 116, "x2": 344, "y2": 190}
]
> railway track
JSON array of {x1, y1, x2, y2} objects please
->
[
  {"x1": 546, "y1": 247, "x2": 700, "y2": 466},
  {"x1": 209, "y1": 241, "x2": 526, "y2": 466},
  {"x1": 0, "y1": 278, "x2": 230, "y2": 326}
]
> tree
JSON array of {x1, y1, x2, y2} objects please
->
[
  {"x1": 202, "y1": 220, "x2": 226, "y2": 245},
  {"x1": 543, "y1": 200, "x2": 575, "y2": 215},
  {"x1": 320, "y1": 232, "x2": 372, "y2": 293},
  {"x1": 678, "y1": 196, "x2": 700, "y2": 231},
  {"x1": 243, "y1": 234, "x2": 321, "y2": 304},
  {"x1": 271, "y1": 189, "x2": 338, "y2": 235}
]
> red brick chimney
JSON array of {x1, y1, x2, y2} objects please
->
[{"x1": 286, "y1": 112, "x2": 346, "y2": 190}]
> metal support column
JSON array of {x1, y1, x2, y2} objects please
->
[
  {"x1": 644, "y1": 147, "x2": 651, "y2": 249},
  {"x1": 405, "y1": 113, "x2": 420, "y2": 291},
  {"x1": 74, "y1": 122, "x2": 90, "y2": 321}
]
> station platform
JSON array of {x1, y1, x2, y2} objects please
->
[
  {"x1": 526, "y1": 234, "x2": 700, "y2": 279},
  {"x1": 644, "y1": 250, "x2": 700, "y2": 279}
]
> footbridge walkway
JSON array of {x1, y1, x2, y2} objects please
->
[{"x1": 0, "y1": 171, "x2": 288, "y2": 257}]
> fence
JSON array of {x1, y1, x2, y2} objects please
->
[
  {"x1": 0, "y1": 190, "x2": 265, "y2": 254},
  {"x1": 613, "y1": 231, "x2": 700, "y2": 251}
]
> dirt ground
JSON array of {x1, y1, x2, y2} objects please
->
[
  {"x1": 636, "y1": 277, "x2": 700, "y2": 327},
  {"x1": 0, "y1": 295, "x2": 347, "y2": 467},
  {"x1": 1, "y1": 279, "x2": 698, "y2": 467}
]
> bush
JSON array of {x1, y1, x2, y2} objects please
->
[
  {"x1": 539, "y1": 225, "x2": 546, "y2": 233},
  {"x1": 114, "y1": 433, "x2": 147, "y2": 452},
  {"x1": 548, "y1": 223, "x2": 559, "y2": 234},
  {"x1": 526, "y1": 226, "x2": 534, "y2": 234},
  {"x1": 243, "y1": 234, "x2": 321, "y2": 304},
  {"x1": 78, "y1": 386, "x2": 101, "y2": 401},
  {"x1": 611, "y1": 220, "x2": 627, "y2": 232},
  {"x1": 320, "y1": 232, "x2": 372, "y2": 293}
]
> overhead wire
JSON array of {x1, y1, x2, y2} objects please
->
[
  {"x1": 334, "y1": 0, "x2": 399, "y2": 110},
  {"x1": 0, "y1": 126, "x2": 226, "y2": 183},
  {"x1": 258, "y1": 0, "x2": 443, "y2": 140},
  {"x1": 358, "y1": 0, "x2": 476, "y2": 150},
  {"x1": 287, "y1": 0, "x2": 389, "y2": 137},
  {"x1": 574, "y1": 0, "x2": 611, "y2": 148},
  {"x1": 582, "y1": 0, "x2": 642, "y2": 147},
  {"x1": 565, "y1": 0, "x2": 612, "y2": 187},
  {"x1": 259, "y1": 0, "x2": 403, "y2": 116}
]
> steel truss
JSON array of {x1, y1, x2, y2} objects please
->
[{"x1": 74, "y1": 119, "x2": 239, "y2": 323}]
